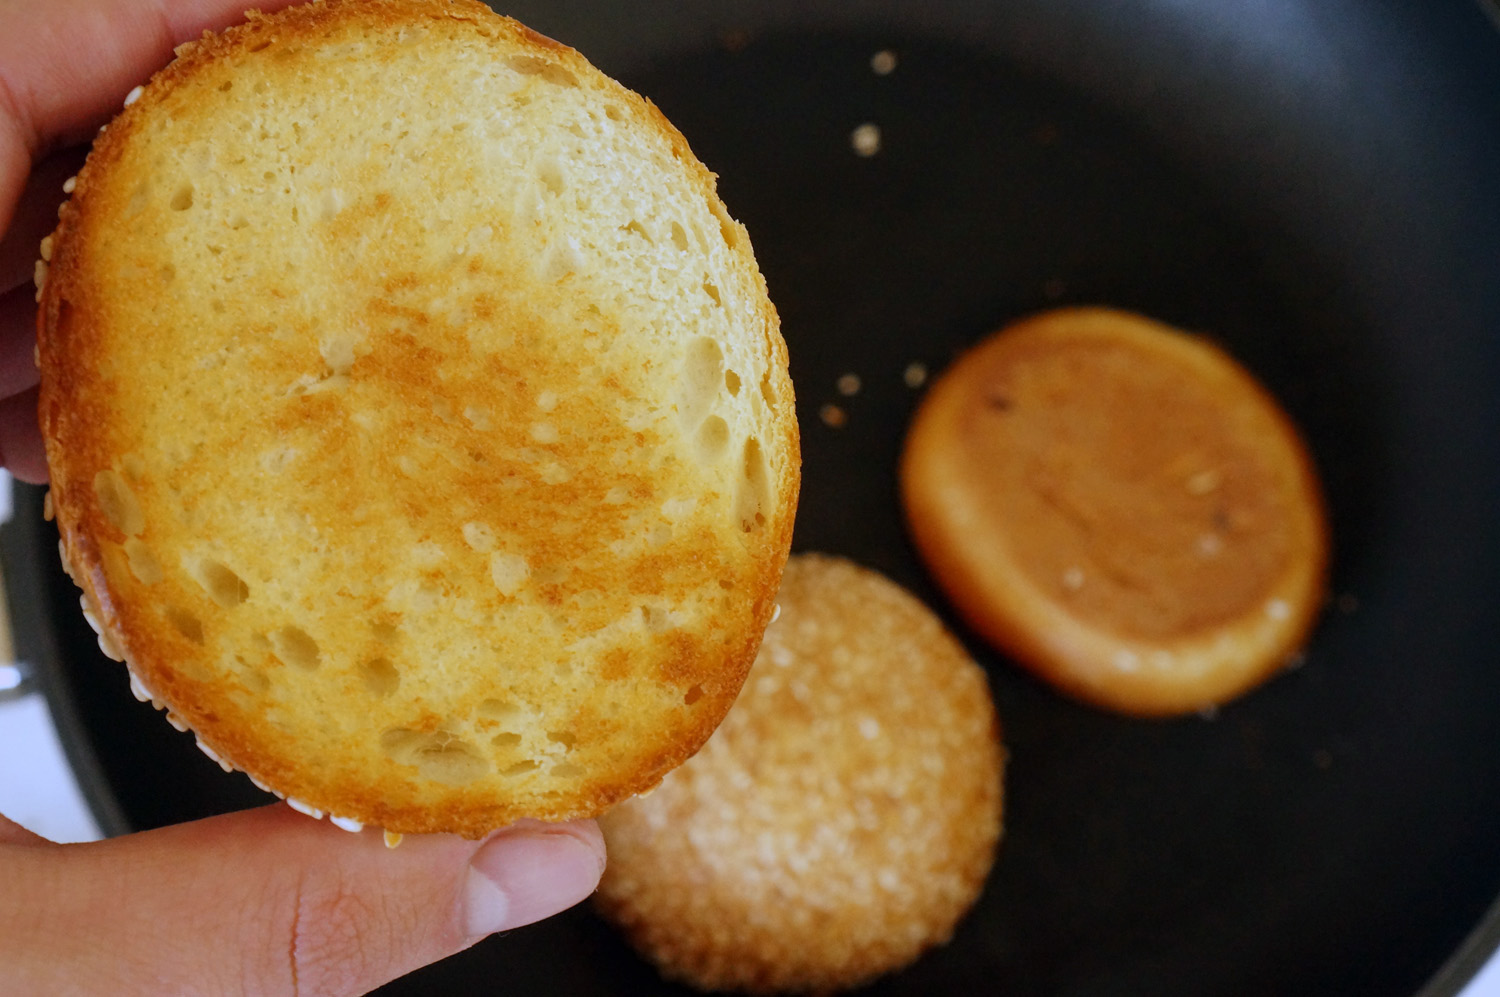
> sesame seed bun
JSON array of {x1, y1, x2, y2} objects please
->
[
  {"x1": 36, "y1": 0, "x2": 798, "y2": 836},
  {"x1": 597, "y1": 554, "x2": 1004, "y2": 993},
  {"x1": 900, "y1": 307, "x2": 1328, "y2": 717}
]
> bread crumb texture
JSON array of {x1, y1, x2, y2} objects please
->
[
  {"x1": 598, "y1": 554, "x2": 1004, "y2": 993},
  {"x1": 900, "y1": 307, "x2": 1327, "y2": 716},
  {"x1": 36, "y1": 0, "x2": 798, "y2": 836}
]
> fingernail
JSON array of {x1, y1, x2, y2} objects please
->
[{"x1": 463, "y1": 826, "x2": 605, "y2": 937}]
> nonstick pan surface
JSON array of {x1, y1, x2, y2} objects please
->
[{"x1": 11, "y1": 1, "x2": 1500, "y2": 994}]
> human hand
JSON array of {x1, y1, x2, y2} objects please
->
[
  {"x1": 0, "y1": 806, "x2": 605, "y2": 994},
  {"x1": 0, "y1": 2, "x2": 606, "y2": 992}
]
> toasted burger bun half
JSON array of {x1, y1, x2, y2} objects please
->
[
  {"x1": 36, "y1": 0, "x2": 798, "y2": 837},
  {"x1": 900, "y1": 307, "x2": 1327, "y2": 718}
]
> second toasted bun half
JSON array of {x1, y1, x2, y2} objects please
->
[
  {"x1": 37, "y1": 0, "x2": 798, "y2": 836},
  {"x1": 900, "y1": 307, "x2": 1327, "y2": 717}
]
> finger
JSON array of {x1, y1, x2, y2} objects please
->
[
  {"x1": 0, "y1": 383, "x2": 45, "y2": 482},
  {"x1": 1, "y1": 284, "x2": 42, "y2": 397},
  {"x1": 0, "y1": 813, "x2": 52, "y2": 847},
  {"x1": 0, "y1": 803, "x2": 605, "y2": 996},
  {"x1": 0, "y1": 0, "x2": 302, "y2": 232},
  {"x1": 0, "y1": 146, "x2": 87, "y2": 293}
]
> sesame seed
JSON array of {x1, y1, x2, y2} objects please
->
[
  {"x1": 1186, "y1": 469, "x2": 1222, "y2": 495},
  {"x1": 285, "y1": 797, "x2": 324, "y2": 819}
]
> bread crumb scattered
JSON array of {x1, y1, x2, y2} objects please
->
[
  {"x1": 903, "y1": 362, "x2": 928, "y2": 388},
  {"x1": 836, "y1": 373, "x2": 861, "y2": 396},
  {"x1": 850, "y1": 123, "x2": 881, "y2": 157},
  {"x1": 870, "y1": 50, "x2": 897, "y2": 75},
  {"x1": 819, "y1": 403, "x2": 847, "y2": 428}
]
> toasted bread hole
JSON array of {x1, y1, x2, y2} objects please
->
[
  {"x1": 236, "y1": 658, "x2": 271, "y2": 694},
  {"x1": 502, "y1": 760, "x2": 540, "y2": 777},
  {"x1": 93, "y1": 470, "x2": 145, "y2": 536},
  {"x1": 462, "y1": 521, "x2": 497, "y2": 553},
  {"x1": 491, "y1": 732, "x2": 522, "y2": 748},
  {"x1": 685, "y1": 684, "x2": 705, "y2": 705},
  {"x1": 537, "y1": 158, "x2": 566, "y2": 196},
  {"x1": 736, "y1": 437, "x2": 771, "y2": 533},
  {"x1": 695, "y1": 415, "x2": 731, "y2": 462},
  {"x1": 759, "y1": 371, "x2": 777, "y2": 406},
  {"x1": 124, "y1": 538, "x2": 163, "y2": 584},
  {"x1": 671, "y1": 221, "x2": 690, "y2": 252},
  {"x1": 381, "y1": 729, "x2": 489, "y2": 785},
  {"x1": 360, "y1": 657, "x2": 399, "y2": 697},
  {"x1": 478, "y1": 698, "x2": 522, "y2": 720},
  {"x1": 605, "y1": 104, "x2": 624, "y2": 121},
  {"x1": 504, "y1": 54, "x2": 578, "y2": 87},
  {"x1": 622, "y1": 219, "x2": 651, "y2": 242},
  {"x1": 547, "y1": 730, "x2": 578, "y2": 749},
  {"x1": 552, "y1": 763, "x2": 584, "y2": 778},
  {"x1": 218, "y1": 80, "x2": 233, "y2": 92},
  {"x1": 718, "y1": 577, "x2": 735, "y2": 590},
  {"x1": 490, "y1": 552, "x2": 529, "y2": 596},
  {"x1": 724, "y1": 369, "x2": 742, "y2": 396},
  {"x1": 703, "y1": 281, "x2": 722, "y2": 306},
  {"x1": 169, "y1": 183, "x2": 194, "y2": 211},
  {"x1": 677, "y1": 337, "x2": 725, "y2": 426},
  {"x1": 641, "y1": 605, "x2": 672, "y2": 631},
  {"x1": 191, "y1": 558, "x2": 249, "y2": 608},
  {"x1": 371, "y1": 620, "x2": 400, "y2": 644},
  {"x1": 166, "y1": 606, "x2": 204, "y2": 644},
  {"x1": 271, "y1": 625, "x2": 319, "y2": 670},
  {"x1": 248, "y1": 39, "x2": 272, "y2": 53}
]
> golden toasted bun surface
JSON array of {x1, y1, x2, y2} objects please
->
[
  {"x1": 37, "y1": 0, "x2": 797, "y2": 836},
  {"x1": 597, "y1": 554, "x2": 1004, "y2": 993},
  {"x1": 900, "y1": 307, "x2": 1327, "y2": 717}
]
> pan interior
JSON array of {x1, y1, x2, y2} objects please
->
[{"x1": 23, "y1": 12, "x2": 1500, "y2": 997}]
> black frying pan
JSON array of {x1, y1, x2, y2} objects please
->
[{"x1": 8, "y1": 0, "x2": 1500, "y2": 993}]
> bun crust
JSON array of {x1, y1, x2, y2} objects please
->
[
  {"x1": 900, "y1": 308, "x2": 1327, "y2": 717},
  {"x1": 37, "y1": 0, "x2": 798, "y2": 836},
  {"x1": 597, "y1": 554, "x2": 1004, "y2": 993}
]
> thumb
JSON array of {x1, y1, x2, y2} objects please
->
[{"x1": 0, "y1": 803, "x2": 605, "y2": 995}]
